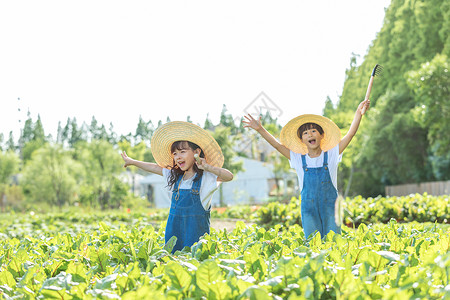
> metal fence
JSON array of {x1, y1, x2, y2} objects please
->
[{"x1": 385, "y1": 180, "x2": 450, "y2": 196}]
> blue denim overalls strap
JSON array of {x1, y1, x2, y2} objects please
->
[
  {"x1": 165, "y1": 173, "x2": 210, "y2": 253},
  {"x1": 300, "y1": 151, "x2": 340, "y2": 238}
]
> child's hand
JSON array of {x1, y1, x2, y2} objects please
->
[
  {"x1": 121, "y1": 151, "x2": 134, "y2": 168},
  {"x1": 194, "y1": 155, "x2": 209, "y2": 171},
  {"x1": 242, "y1": 114, "x2": 262, "y2": 131},
  {"x1": 359, "y1": 99, "x2": 371, "y2": 115}
]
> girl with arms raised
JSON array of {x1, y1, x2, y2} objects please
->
[{"x1": 121, "y1": 121, "x2": 233, "y2": 253}]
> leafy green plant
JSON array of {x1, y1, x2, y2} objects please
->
[
  {"x1": 0, "y1": 210, "x2": 449, "y2": 299},
  {"x1": 254, "y1": 193, "x2": 449, "y2": 229}
]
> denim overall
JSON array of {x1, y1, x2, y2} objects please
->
[
  {"x1": 165, "y1": 174, "x2": 210, "y2": 253},
  {"x1": 300, "y1": 151, "x2": 340, "y2": 238}
]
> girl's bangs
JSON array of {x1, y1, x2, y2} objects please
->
[{"x1": 171, "y1": 141, "x2": 191, "y2": 152}]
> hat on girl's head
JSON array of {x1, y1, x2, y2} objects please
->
[
  {"x1": 280, "y1": 114, "x2": 341, "y2": 154},
  {"x1": 151, "y1": 121, "x2": 224, "y2": 169}
]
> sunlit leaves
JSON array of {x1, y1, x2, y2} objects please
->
[{"x1": 0, "y1": 211, "x2": 449, "y2": 299}]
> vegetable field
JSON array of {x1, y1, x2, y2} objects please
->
[{"x1": 1, "y1": 196, "x2": 450, "y2": 299}]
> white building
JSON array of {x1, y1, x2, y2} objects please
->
[{"x1": 219, "y1": 157, "x2": 274, "y2": 206}]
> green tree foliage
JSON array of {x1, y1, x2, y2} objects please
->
[
  {"x1": 0, "y1": 151, "x2": 20, "y2": 188},
  {"x1": 6, "y1": 132, "x2": 15, "y2": 152},
  {"x1": 20, "y1": 111, "x2": 34, "y2": 145},
  {"x1": 21, "y1": 140, "x2": 47, "y2": 163},
  {"x1": 77, "y1": 140, "x2": 124, "y2": 210},
  {"x1": 203, "y1": 114, "x2": 215, "y2": 131},
  {"x1": 212, "y1": 126, "x2": 244, "y2": 176},
  {"x1": 33, "y1": 115, "x2": 46, "y2": 141},
  {"x1": 56, "y1": 121, "x2": 64, "y2": 144},
  {"x1": 330, "y1": 0, "x2": 449, "y2": 196},
  {"x1": 407, "y1": 54, "x2": 450, "y2": 156},
  {"x1": 264, "y1": 119, "x2": 292, "y2": 199},
  {"x1": 7, "y1": 106, "x2": 288, "y2": 210},
  {"x1": 118, "y1": 139, "x2": 152, "y2": 194},
  {"x1": 212, "y1": 126, "x2": 244, "y2": 206},
  {"x1": 134, "y1": 116, "x2": 154, "y2": 145},
  {"x1": 268, "y1": 151, "x2": 291, "y2": 200},
  {"x1": 322, "y1": 96, "x2": 335, "y2": 118},
  {"x1": 89, "y1": 116, "x2": 110, "y2": 141},
  {"x1": 17, "y1": 115, "x2": 48, "y2": 162},
  {"x1": 108, "y1": 122, "x2": 118, "y2": 144},
  {"x1": 118, "y1": 140, "x2": 146, "y2": 163},
  {"x1": 407, "y1": 54, "x2": 450, "y2": 180},
  {"x1": 61, "y1": 118, "x2": 87, "y2": 148},
  {"x1": 219, "y1": 104, "x2": 238, "y2": 134},
  {"x1": 143, "y1": 148, "x2": 155, "y2": 164},
  {"x1": 355, "y1": 92, "x2": 430, "y2": 195},
  {"x1": 21, "y1": 144, "x2": 82, "y2": 208}
]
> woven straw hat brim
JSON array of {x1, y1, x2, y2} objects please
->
[
  {"x1": 151, "y1": 121, "x2": 224, "y2": 169},
  {"x1": 280, "y1": 114, "x2": 341, "y2": 154}
]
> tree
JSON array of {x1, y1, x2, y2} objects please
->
[
  {"x1": 268, "y1": 151, "x2": 291, "y2": 201},
  {"x1": 108, "y1": 122, "x2": 118, "y2": 145},
  {"x1": 20, "y1": 111, "x2": 34, "y2": 145},
  {"x1": 118, "y1": 140, "x2": 146, "y2": 162},
  {"x1": 119, "y1": 133, "x2": 133, "y2": 145},
  {"x1": 263, "y1": 121, "x2": 292, "y2": 200},
  {"x1": 407, "y1": 54, "x2": 450, "y2": 180},
  {"x1": 61, "y1": 117, "x2": 71, "y2": 145},
  {"x1": 33, "y1": 115, "x2": 46, "y2": 141},
  {"x1": 61, "y1": 118, "x2": 86, "y2": 148},
  {"x1": 56, "y1": 121, "x2": 63, "y2": 144},
  {"x1": 219, "y1": 104, "x2": 237, "y2": 133},
  {"x1": 21, "y1": 144, "x2": 82, "y2": 208},
  {"x1": 77, "y1": 140, "x2": 124, "y2": 209},
  {"x1": 134, "y1": 116, "x2": 153, "y2": 145},
  {"x1": 328, "y1": 0, "x2": 449, "y2": 196},
  {"x1": 118, "y1": 139, "x2": 148, "y2": 194},
  {"x1": 353, "y1": 92, "x2": 430, "y2": 196},
  {"x1": 203, "y1": 114, "x2": 215, "y2": 130},
  {"x1": 323, "y1": 96, "x2": 335, "y2": 118},
  {"x1": 22, "y1": 140, "x2": 47, "y2": 163},
  {"x1": 236, "y1": 116, "x2": 246, "y2": 134},
  {"x1": 0, "y1": 150, "x2": 20, "y2": 211},
  {"x1": 407, "y1": 54, "x2": 450, "y2": 156},
  {"x1": 0, "y1": 151, "x2": 20, "y2": 188},
  {"x1": 89, "y1": 116, "x2": 102, "y2": 140},
  {"x1": 19, "y1": 115, "x2": 48, "y2": 162},
  {"x1": 212, "y1": 126, "x2": 244, "y2": 206},
  {"x1": 6, "y1": 132, "x2": 15, "y2": 152}
]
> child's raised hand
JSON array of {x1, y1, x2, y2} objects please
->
[
  {"x1": 121, "y1": 151, "x2": 134, "y2": 168},
  {"x1": 194, "y1": 154, "x2": 208, "y2": 170},
  {"x1": 359, "y1": 99, "x2": 371, "y2": 115},
  {"x1": 242, "y1": 114, "x2": 262, "y2": 131}
]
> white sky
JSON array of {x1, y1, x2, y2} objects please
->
[{"x1": 0, "y1": 0, "x2": 391, "y2": 140}]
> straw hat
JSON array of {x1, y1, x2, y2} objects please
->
[
  {"x1": 150, "y1": 121, "x2": 224, "y2": 169},
  {"x1": 280, "y1": 114, "x2": 341, "y2": 154}
]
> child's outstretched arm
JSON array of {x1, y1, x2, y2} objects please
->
[
  {"x1": 339, "y1": 99, "x2": 370, "y2": 154},
  {"x1": 243, "y1": 114, "x2": 290, "y2": 159},
  {"x1": 195, "y1": 156, "x2": 233, "y2": 182},
  {"x1": 121, "y1": 151, "x2": 163, "y2": 176}
]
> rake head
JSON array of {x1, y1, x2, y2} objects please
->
[{"x1": 371, "y1": 64, "x2": 383, "y2": 77}]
